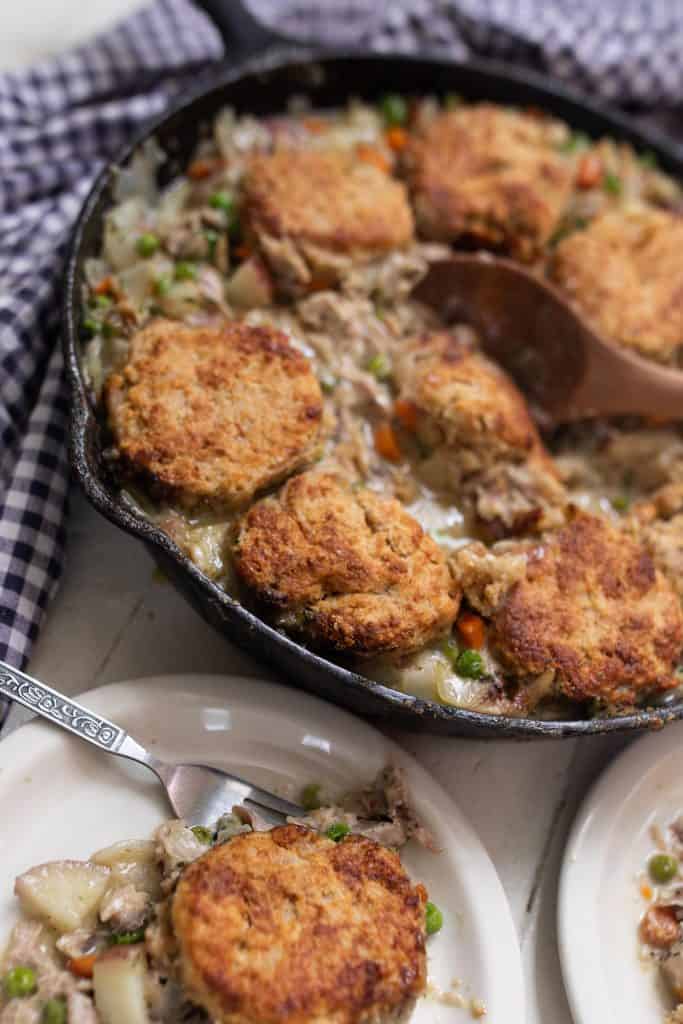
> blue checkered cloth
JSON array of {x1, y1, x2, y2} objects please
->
[{"x1": 1, "y1": 0, "x2": 683, "y2": 671}]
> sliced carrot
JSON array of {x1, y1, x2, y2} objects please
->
[
  {"x1": 644, "y1": 415, "x2": 675, "y2": 427},
  {"x1": 386, "y1": 127, "x2": 408, "y2": 152},
  {"x1": 640, "y1": 880, "x2": 654, "y2": 901},
  {"x1": 187, "y1": 157, "x2": 224, "y2": 180},
  {"x1": 456, "y1": 611, "x2": 486, "y2": 650},
  {"x1": 393, "y1": 398, "x2": 418, "y2": 432},
  {"x1": 303, "y1": 117, "x2": 328, "y2": 134},
  {"x1": 67, "y1": 953, "x2": 98, "y2": 978},
  {"x1": 234, "y1": 244, "x2": 252, "y2": 261},
  {"x1": 374, "y1": 421, "x2": 402, "y2": 463},
  {"x1": 356, "y1": 143, "x2": 390, "y2": 173},
  {"x1": 307, "y1": 270, "x2": 336, "y2": 294},
  {"x1": 576, "y1": 153, "x2": 603, "y2": 189},
  {"x1": 94, "y1": 275, "x2": 115, "y2": 296}
]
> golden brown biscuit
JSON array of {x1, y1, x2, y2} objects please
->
[
  {"x1": 403, "y1": 104, "x2": 572, "y2": 261},
  {"x1": 106, "y1": 320, "x2": 324, "y2": 510},
  {"x1": 242, "y1": 149, "x2": 414, "y2": 294},
  {"x1": 551, "y1": 208, "x2": 683, "y2": 363},
  {"x1": 488, "y1": 513, "x2": 683, "y2": 706},
  {"x1": 394, "y1": 330, "x2": 567, "y2": 536},
  {"x1": 172, "y1": 825, "x2": 428, "y2": 1024},
  {"x1": 234, "y1": 471, "x2": 459, "y2": 655}
]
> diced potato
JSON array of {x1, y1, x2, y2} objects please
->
[
  {"x1": 91, "y1": 841, "x2": 162, "y2": 901},
  {"x1": 93, "y1": 946, "x2": 150, "y2": 1024},
  {"x1": 225, "y1": 258, "x2": 273, "y2": 309},
  {"x1": 104, "y1": 198, "x2": 148, "y2": 270},
  {"x1": 15, "y1": 860, "x2": 110, "y2": 934}
]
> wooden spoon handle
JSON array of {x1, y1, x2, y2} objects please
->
[{"x1": 553, "y1": 328, "x2": 683, "y2": 421}]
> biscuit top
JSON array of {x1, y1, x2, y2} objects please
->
[
  {"x1": 243, "y1": 148, "x2": 415, "y2": 255},
  {"x1": 106, "y1": 320, "x2": 324, "y2": 510},
  {"x1": 552, "y1": 208, "x2": 683, "y2": 363},
  {"x1": 404, "y1": 104, "x2": 572, "y2": 259},
  {"x1": 491, "y1": 512, "x2": 683, "y2": 705},
  {"x1": 172, "y1": 824, "x2": 428, "y2": 1024},
  {"x1": 234, "y1": 471, "x2": 459, "y2": 656}
]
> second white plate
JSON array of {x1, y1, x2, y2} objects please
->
[
  {"x1": 559, "y1": 721, "x2": 683, "y2": 1024},
  {"x1": 0, "y1": 673, "x2": 523, "y2": 1022}
]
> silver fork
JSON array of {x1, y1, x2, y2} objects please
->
[{"x1": 0, "y1": 661, "x2": 304, "y2": 827}]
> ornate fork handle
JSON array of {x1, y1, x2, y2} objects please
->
[{"x1": 0, "y1": 662, "x2": 148, "y2": 764}]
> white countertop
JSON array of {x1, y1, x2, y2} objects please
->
[
  {"x1": 1, "y1": 5, "x2": 632, "y2": 1021},
  {"x1": 0, "y1": 0, "x2": 145, "y2": 70}
]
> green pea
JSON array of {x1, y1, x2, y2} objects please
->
[
  {"x1": 603, "y1": 172, "x2": 622, "y2": 196},
  {"x1": 444, "y1": 92, "x2": 463, "y2": 111},
  {"x1": 4, "y1": 966, "x2": 37, "y2": 999},
  {"x1": 319, "y1": 372, "x2": 337, "y2": 395},
  {"x1": 191, "y1": 825, "x2": 213, "y2": 844},
  {"x1": 558, "y1": 132, "x2": 590, "y2": 154},
  {"x1": 205, "y1": 229, "x2": 219, "y2": 261},
  {"x1": 42, "y1": 998, "x2": 67, "y2": 1024},
  {"x1": 155, "y1": 275, "x2": 172, "y2": 297},
  {"x1": 455, "y1": 648, "x2": 484, "y2": 679},
  {"x1": 366, "y1": 353, "x2": 392, "y2": 381},
  {"x1": 301, "y1": 783, "x2": 323, "y2": 811},
  {"x1": 209, "y1": 190, "x2": 235, "y2": 213},
  {"x1": 548, "y1": 215, "x2": 589, "y2": 248},
  {"x1": 135, "y1": 233, "x2": 159, "y2": 258},
  {"x1": 93, "y1": 294, "x2": 112, "y2": 309},
  {"x1": 326, "y1": 823, "x2": 350, "y2": 843},
  {"x1": 83, "y1": 317, "x2": 99, "y2": 335},
  {"x1": 425, "y1": 900, "x2": 443, "y2": 935},
  {"x1": 611, "y1": 494, "x2": 630, "y2": 513},
  {"x1": 110, "y1": 927, "x2": 146, "y2": 945},
  {"x1": 649, "y1": 853, "x2": 679, "y2": 885},
  {"x1": 441, "y1": 637, "x2": 459, "y2": 666},
  {"x1": 209, "y1": 192, "x2": 239, "y2": 233},
  {"x1": 174, "y1": 261, "x2": 197, "y2": 282},
  {"x1": 380, "y1": 94, "x2": 407, "y2": 127}
]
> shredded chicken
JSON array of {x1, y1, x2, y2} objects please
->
[
  {"x1": 451, "y1": 540, "x2": 530, "y2": 617},
  {"x1": 0, "y1": 923, "x2": 88, "y2": 1024},
  {"x1": 55, "y1": 930, "x2": 101, "y2": 961},
  {"x1": 290, "y1": 763, "x2": 437, "y2": 852},
  {"x1": 99, "y1": 883, "x2": 149, "y2": 932},
  {"x1": 154, "y1": 821, "x2": 206, "y2": 890},
  {"x1": 67, "y1": 991, "x2": 99, "y2": 1024}
]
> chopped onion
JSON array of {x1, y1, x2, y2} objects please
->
[{"x1": 114, "y1": 137, "x2": 164, "y2": 205}]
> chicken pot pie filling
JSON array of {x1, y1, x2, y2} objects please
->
[
  {"x1": 639, "y1": 815, "x2": 683, "y2": 1023},
  {"x1": 81, "y1": 94, "x2": 683, "y2": 720},
  {"x1": 0, "y1": 768, "x2": 443, "y2": 1024}
]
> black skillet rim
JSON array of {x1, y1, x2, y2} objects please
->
[{"x1": 62, "y1": 48, "x2": 683, "y2": 738}]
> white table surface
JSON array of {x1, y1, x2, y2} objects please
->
[{"x1": 1, "y1": 4, "x2": 637, "y2": 1022}]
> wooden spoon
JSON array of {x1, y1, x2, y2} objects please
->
[{"x1": 413, "y1": 254, "x2": 683, "y2": 423}]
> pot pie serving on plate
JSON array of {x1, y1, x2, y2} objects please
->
[{"x1": 0, "y1": 764, "x2": 439, "y2": 1024}]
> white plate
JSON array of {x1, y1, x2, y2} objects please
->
[
  {"x1": 559, "y1": 721, "x2": 683, "y2": 1024},
  {"x1": 0, "y1": 674, "x2": 522, "y2": 1022}
]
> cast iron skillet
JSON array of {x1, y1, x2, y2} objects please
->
[{"x1": 63, "y1": 0, "x2": 683, "y2": 738}]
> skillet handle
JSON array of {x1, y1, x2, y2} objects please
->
[{"x1": 192, "y1": 0, "x2": 290, "y2": 60}]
